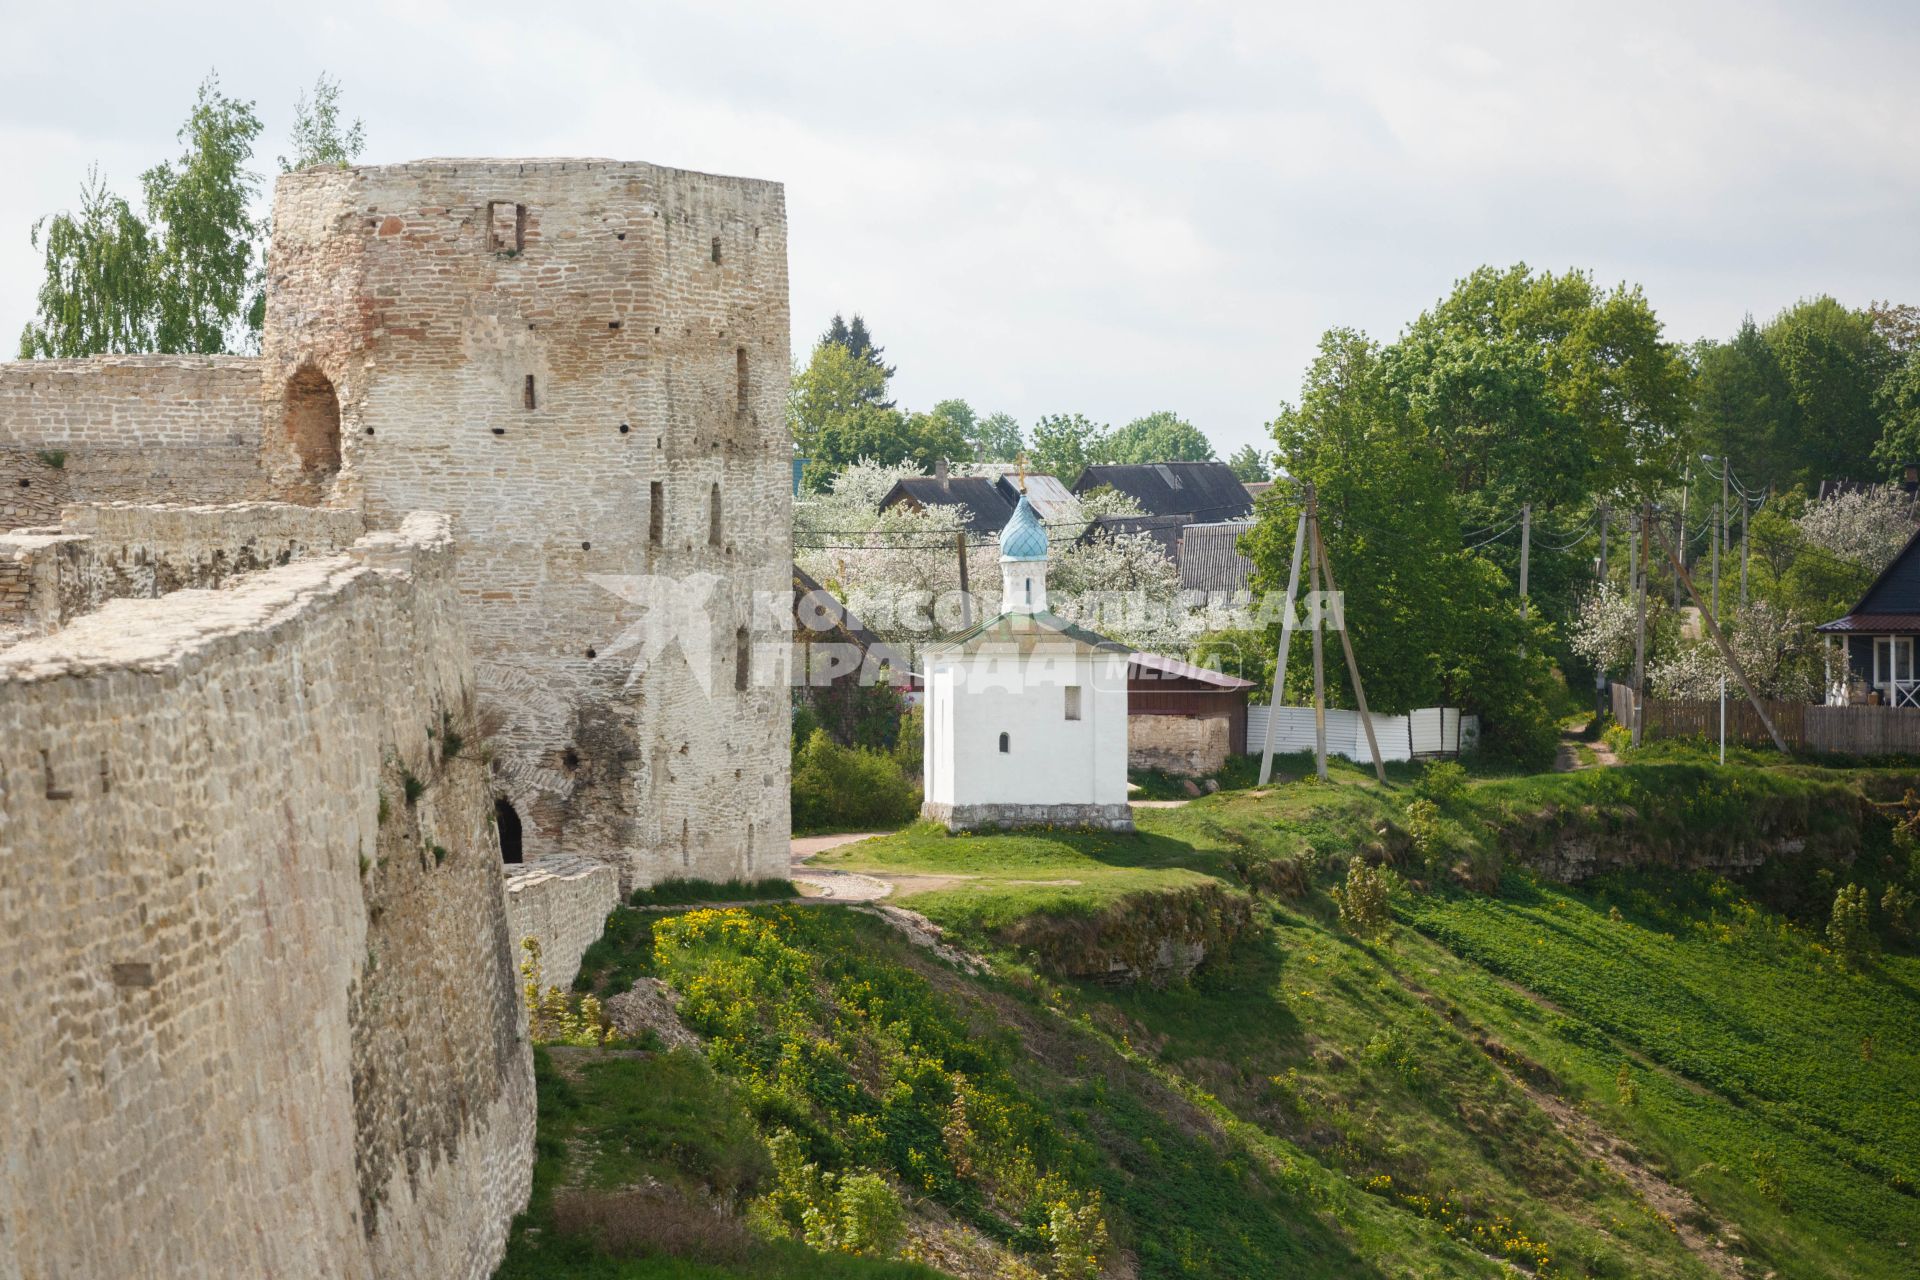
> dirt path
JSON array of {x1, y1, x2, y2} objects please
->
[
  {"x1": 789, "y1": 831, "x2": 895, "y2": 902},
  {"x1": 1554, "y1": 718, "x2": 1621, "y2": 772}
]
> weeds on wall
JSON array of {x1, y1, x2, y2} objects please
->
[{"x1": 520, "y1": 938, "x2": 613, "y2": 1047}]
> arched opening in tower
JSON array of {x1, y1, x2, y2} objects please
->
[
  {"x1": 283, "y1": 365, "x2": 342, "y2": 474},
  {"x1": 495, "y1": 797, "x2": 524, "y2": 864}
]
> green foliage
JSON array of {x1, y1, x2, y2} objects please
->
[
  {"x1": 789, "y1": 338, "x2": 965, "y2": 487},
  {"x1": 1250, "y1": 327, "x2": 1559, "y2": 765},
  {"x1": 1332, "y1": 858, "x2": 1393, "y2": 936},
  {"x1": 969, "y1": 409, "x2": 1025, "y2": 463},
  {"x1": 891, "y1": 705, "x2": 923, "y2": 779},
  {"x1": 402, "y1": 771, "x2": 424, "y2": 805},
  {"x1": 1026, "y1": 412, "x2": 1108, "y2": 487},
  {"x1": 19, "y1": 166, "x2": 158, "y2": 357},
  {"x1": 790, "y1": 729, "x2": 919, "y2": 834},
  {"x1": 521, "y1": 938, "x2": 614, "y2": 1046},
  {"x1": 1413, "y1": 759, "x2": 1468, "y2": 806},
  {"x1": 34, "y1": 449, "x2": 66, "y2": 470},
  {"x1": 140, "y1": 73, "x2": 264, "y2": 354},
  {"x1": 631, "y1": 878, "x2": 799, "y2": 907},
  {"x1": 1099, "y1": 410, "x2": 1215, "y2": 465},
  {"x1": 756, "y1": 1136, "x2": 906, "y2": 1260},
  {"x1": 1614, "y1": 1062, "x2": 1638, "y2": 1107},
  {"x1": 1827, "y1": 883, "x2": 1875, "y2": 966},
  {"x1": 1226, "y1": 442, "x2": 1269, "y2": 483},
  {"x1": 278, "y1": 72, "x2": 365, "y2": 172}
]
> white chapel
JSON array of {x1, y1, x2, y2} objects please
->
[{"x1": 920, "y1": 492, "x2": 1134, "y2": 832}]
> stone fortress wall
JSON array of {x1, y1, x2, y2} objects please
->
[
  {"x1": 0, "y1": 501, "x2": 365, "y2": 636},
  {"x1": 0, "y1": 511, "x2": 534, "y2": 1280},
  {"x1": 261, "y1": 160, "x2": 793, "y2": 891},
  {"x1": 504, "y1": 856, "x2": 623, "y2": 995},
  {"x1": 0, "y1": 356, "x2": 268, "y2": 508}
]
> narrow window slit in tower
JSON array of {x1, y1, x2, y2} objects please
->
[
  {"x1": 649, "y1": 481, "x2": 664, "y2": 545},
  {"x1": 735, "y1": 626, "x2": 750, "y2": 691},
  {"x1": 523, "y1": 375, "x2": 537, "y2": 410},
  {"x1": 709, "y1": 483, "x2": 723, "y2": 547},
  {"x1": 736, "y1": 347, "x2": 749, "y2": 416},
  {"x1": 711, "y1": 235, "x2": 722, "y2": 264}
]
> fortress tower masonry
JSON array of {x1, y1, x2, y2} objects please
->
[{"x1": 260, "y1": 159, "x2": 793, "y2": 889}]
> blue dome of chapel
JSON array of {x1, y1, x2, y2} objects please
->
[{"x1": 999, "y1": 494, "x2": 1049, "y2": 561}]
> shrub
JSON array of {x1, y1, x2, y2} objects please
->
[
  {"x1": 1602, "y1": 720, "x2": 1632, "y2": 758},
  {"x1": 521, "y1": 937, "x2": 612, "y2": 1045},
  {"x1": 1615, "y1": 1062, "x2": 1638, "y2": 1107},
  {"x1": 791, "y1": 728, "x2": 920, "y2": 832},
  {"x1": 1333, "y1": 859, "x2": 1393, "y2": 937},
  {"x1": 1413, "y1": 759, "x2": 1467, "y2": 806},
  {"x1": 757, "y1": 1129, "x2": 904, "y2": 1258},
  {"x1": 1043, "y1": 1184, "x2": 1109, "y2": 1280},
  {"x1": 402, "y1": 771, "x2": 425, "y2": 805},
  {"x1": 893, "y1": 704, "x2": 924, "y2": 778},
  {"x1": 1827, "y1": 884, "x2": 1875, "y2": 966},
  {"x1": 1882, "y1": 884, "x2": 1916, "y2": 939}
]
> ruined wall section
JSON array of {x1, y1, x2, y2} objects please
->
[
  {"x1": 0, "y1": 512, "x2": 534, "y2": 1280},
  {"x1": 264, "y1": 160, "x2": 793, "y2": 890},
  {"x1": 504, "y1": 856, "x2": 621, "y2": 995},
  {"x1": 0, "y1": 501, "x2": 365, "y2": 635},
  {"x1": 0, "y1": 356, "x2": 268, "y2": 505}
]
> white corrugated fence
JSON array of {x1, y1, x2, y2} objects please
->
[{"x1": 1244, "y1": 705, "x2": 1479, "y2": 762}]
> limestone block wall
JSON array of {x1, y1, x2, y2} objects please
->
[
  {"x1": 263, "y1": 159, "x2": 793, "y2": 890},
  {"x1": 0, "y1": 355, "x2": 268, "y2": 504},
  {"x1": 1128, "y1": 713, "x2": 1231, "y2": 777},
  {"x1": 0, "y1": 512, "x2": 534, "y2": 1280},
  {"x1": 504, "y1": 855, "x2": 622, "y2": 995},
  {"x1": 0, "y1": 501, "x2": 366, "y2": 634}
]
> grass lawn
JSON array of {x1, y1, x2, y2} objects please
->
[{"x1": 814, "y1": 756, "x2": 1920, "y2": 1280}]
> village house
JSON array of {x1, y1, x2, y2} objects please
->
[{"x1": 1816, "y1": 524, "x2": 1920, "y2": 705}]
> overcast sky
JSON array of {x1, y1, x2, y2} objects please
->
[{"x1": 4, "y1": 1, "x2": 1918, "y2": 457}]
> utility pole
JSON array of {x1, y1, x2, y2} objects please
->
[
  {"x1": 1740, "y1": 492, "x2": 1750, "y2": 608},
  {"x1": 1308, "y1": 505, "x2": 1387, "y2": 784},
  {"x1": 1307, "y1": 486, "x2": 1329, "y2": 782},
  {"x1": 1633, "y1": 503, "x2": 1649, "y2": 747},
  {"x1": 1673, "y1": 505, "x2": 1685, "y2": 609},
  {"x1": 1653, "y1": 517, "x2": 1790, "y2": 754},
  {"x1": 1518, "y1": 501, "x2": 1532, "y2": 631},
  {"x1": 1257, "y1": 508, "x2": 1309, "y2": 786},
  {"x1": 1595, "y1": 503, "x2": 1609, "y2": 719},
  {"x1": 956, "y1": 530, "x2": 973, "y2": 629},
  {"x1": 1714, "y1": 457, "x2": 1727, "y2": 619}
]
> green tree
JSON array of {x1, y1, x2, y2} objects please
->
[
  {"x1": 1227, "y1": 443, "x2": 1269, "y2": 483},
  {"x1": 1693, "y1": 317, "x2": 1793, "y2": 480},
  {"x1": 279, "y1": 72, "x2": 365, "y2": 172},
  {"x1": 971, "y1": 410, "x2": 1025, "y2": 462},
  {"x1": 141, "y1": 72, "x2": 264, "y2": 353},
  {"x1": 822, "y1": 313, "x2": 896, "y2": 409},
  {"x1": 1764, "y1": 296, "x2": 1894, "y2": 486},
  {"x1": 18, "y1": 167, "x2": 157, "y2": 357},
  {"x1": 1100, "y1": 410, "x2": 1216, "y2": 464},
  {"x1": 1389, "y1": 264, "x2": 1690, "y2": 507},
  {"x1": 1029, "y1": 413, "x2": 1109, "y2": 485},
  {"x1": 789, "y1": 341, "x2": 967, "y2": 485},
  {"x1": 1244, "y1": 328, "x2": 1557, "y2": 765}
]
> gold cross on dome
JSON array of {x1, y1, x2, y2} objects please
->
[{"x1": 1017, "y1": 452, "x2": 1028, "y2": 493}]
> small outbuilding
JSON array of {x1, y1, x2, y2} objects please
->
[
  {"x1": 921, "y1": 492, "x2": 1134, "y2": 832},
  {"x1": 1126, "y1": 653, "x2": 1253, "y2": 776}
]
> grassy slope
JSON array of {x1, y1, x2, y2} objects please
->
[{"x1": 820, "y1": 758, "x2": 1920, "y2": 1280}]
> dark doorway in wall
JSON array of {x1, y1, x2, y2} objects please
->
[
  {"x1": 284, "y1": 365, "x2": 342, "y2": 474},
  {"x1": 496, "y1": 798, "x2": 523, "y2": 863}
]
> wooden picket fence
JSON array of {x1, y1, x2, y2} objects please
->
[{"x1": 1609, "y1": 682, "x2": 1920, "y2": 755}]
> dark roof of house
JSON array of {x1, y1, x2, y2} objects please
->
[
  {"x1": 877, "y1": 476, "x2": 1017, "y2": 535},
  {"x1": 1178, "y1": 521, "x2": 1255, "y2": 593},
  {"x1": 1077, "y1": 513, "x2": 1184, "y2": 561},
  {"x1": 792, "y1": 565, "x2": 913, "y2": 680},
  {"x1": 1814, "y1": 614, "x2": 1920, "y2": 635},
  {"x1": 1071, "y1": 462, "x2": 1253, "y2": 522},
  {"x1": 1816, "y1": 523, "x2": 1920, "y2": 633},
  {"x1": 1127, "y1": 651, "x2": 1253, "y2": 690}
]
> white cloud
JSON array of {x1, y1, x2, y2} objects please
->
[{"x1": 2, "y1": 0, "x2": 1918, "y2": 457}]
